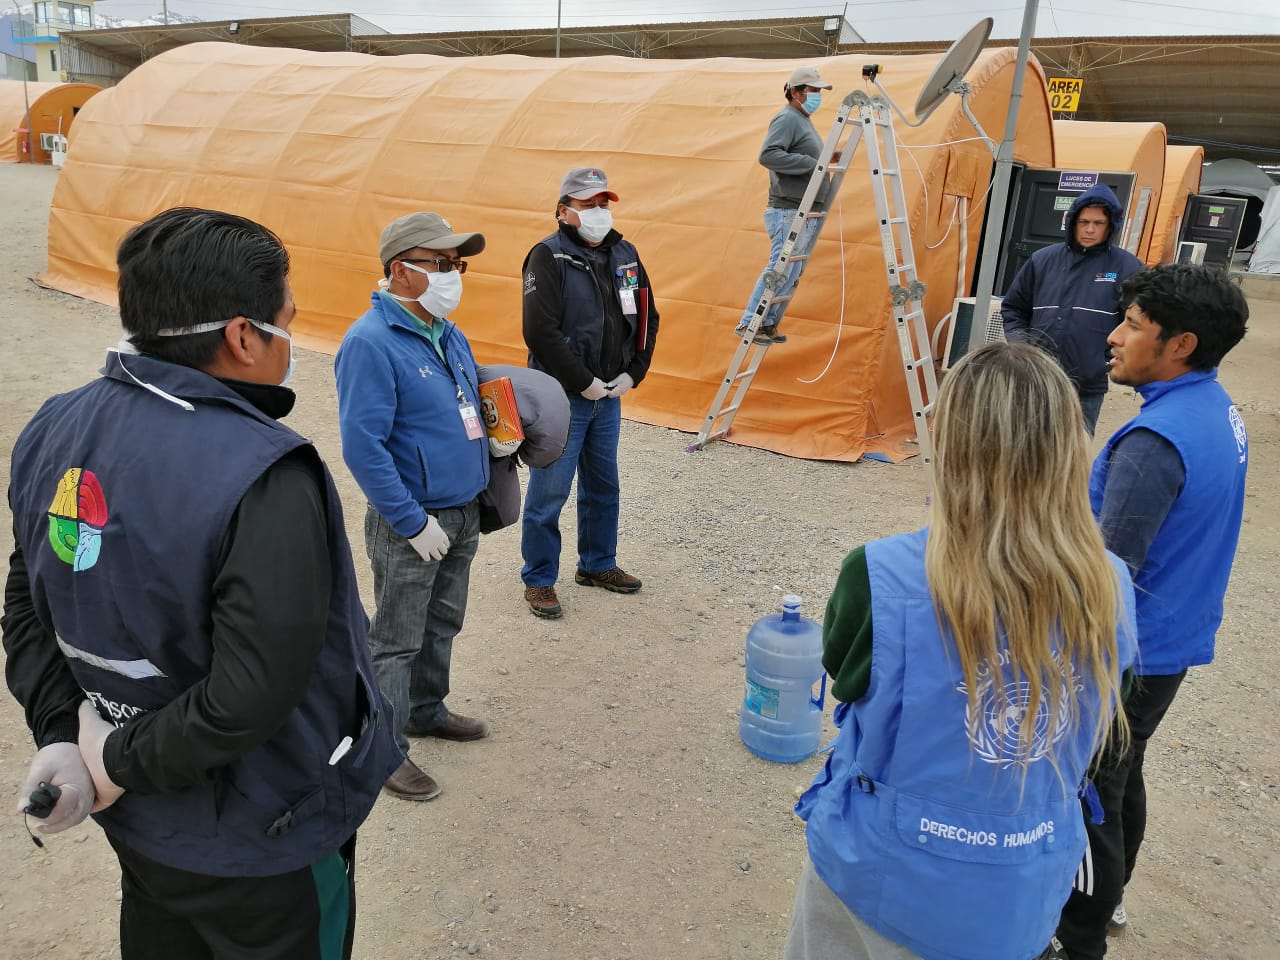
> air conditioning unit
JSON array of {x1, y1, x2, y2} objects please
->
[
  {"x1": 1176, "y1": 241, "x2": 1207, "y2": 265},
  {"x1": 39, "y1": 132, "x2": 59, "y2": 151},
  {"x1": 943, "y1": 296, "x2": 1004, "y2": 371}
]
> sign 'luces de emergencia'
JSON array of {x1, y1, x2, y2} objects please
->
[{"x1": 1046, "y1": 77, "x2": 1083, "y2": 113}]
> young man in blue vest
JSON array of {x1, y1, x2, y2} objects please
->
[
  {"x1": 1048, "y1": 264, "x2": 1249, "y2": 960},
  {"x1": 519, "y1": 167, "x2": 661, "y2": 619},
  {"x1": 335, "y1": 212, "x2": 494, "y2": 802},
  {"x1": 4, "y1": 207, "x2": 402, "y2": 959}
]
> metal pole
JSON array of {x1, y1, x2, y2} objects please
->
[
  {"x1": 13, "y1": 2, "x2": 33, "y2": 163},
  {"x1": 964, "y1": 0, "x2": 1039, "y2": 355},
  {"x1": 554, "y1": 0, "x2": 561, "y2": 58},
  {"x1": 163, "y1": 0, "x2": 169, "y2": 26}
]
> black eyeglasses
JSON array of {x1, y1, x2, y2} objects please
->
[{"x1": 400, "y1": 257, "x2": 468, "y2": 274}]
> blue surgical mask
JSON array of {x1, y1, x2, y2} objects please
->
[{"x1": 803, "y1": 93, "x2": 823, "y2": 115}]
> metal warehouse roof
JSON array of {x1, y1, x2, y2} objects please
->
[{"x1": 60, "y1": 17, "x2": 1276, "y2": 165}]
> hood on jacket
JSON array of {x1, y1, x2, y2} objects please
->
[{"x1": 1065, "y1": 183, "x2": 1126, "y2": 253}]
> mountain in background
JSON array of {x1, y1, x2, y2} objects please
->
[{"x1": 96, "y1": 11, "x2": 206, "y2": 28}]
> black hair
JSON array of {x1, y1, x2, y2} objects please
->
[
  {"x1": 555, "y1": 194, "x2": 570, "y2": 219},
  {"x1": 1120, "y1": 264, "x2": 1248, "y2": 370},
  {"x1": 118, "y1": 207, "x2": 289, "y2": 369}
]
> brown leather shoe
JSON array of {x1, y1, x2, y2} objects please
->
[
  {"x1": 405, "y1": 711, "x2": 491, "y2": 742},
  {"x1": 384, "y1": 758, "x2": 441, "y2": 801},
  {"x1": 574, "y1": 566, "x2": 642, "y2": 594},
  {"x1": 525, "y1": 585, "x2": 563, "y2": 619}
]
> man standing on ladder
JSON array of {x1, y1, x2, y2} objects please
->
[{"x1": 735, "y1": 65, "x2": 838, "y2": 346}]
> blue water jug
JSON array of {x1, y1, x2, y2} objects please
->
[{"x1": 739, "y1": 594, "x2": 827, "y2": 763}]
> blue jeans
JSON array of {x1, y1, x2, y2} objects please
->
[
  {"x1": 739, "y1": 206, "x2": 821, "y2": 328},
  {"x1": 365, "y1": 501, "x2": 480, "y2": 752},
  {"x1": 1079, "y1": 392, "x2": 1104, "y2": 436},
  {"x1": 521, "y1": 393, "x2": 621, "y2": 588}
]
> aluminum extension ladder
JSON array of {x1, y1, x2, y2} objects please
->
[{"x1": 688, "y1": 89, "x2": 938, "y2": 477}]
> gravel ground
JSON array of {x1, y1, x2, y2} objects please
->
[{"x1": 0, "y1": 161, "x2": 1277, "y2": 959}]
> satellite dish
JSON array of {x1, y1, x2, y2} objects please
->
[{"x1": 913, "y1": 18, "x2": 993, "y2": 122}]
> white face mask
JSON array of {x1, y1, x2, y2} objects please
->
[
  {"x1": 154, "y1": 317, "x2": 294, "y2": 386},
  {"x1": 397, "y1": 261, "x2": 464, "y2": 318},
  {"x1": 572, "y1": 205, "x2": 614, "y2": 244}
]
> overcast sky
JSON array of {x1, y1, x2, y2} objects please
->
[{"x1": 89, "y1": 0, "x2": 1280, "y2": 42}]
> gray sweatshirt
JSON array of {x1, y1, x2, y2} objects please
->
[{"x1": 759, "y1": 103, "x2": 831, "y2": 212}]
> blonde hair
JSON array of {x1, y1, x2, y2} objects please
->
[{"x1": 926, "y1": 342, "x2": 1126, "y2": 771}]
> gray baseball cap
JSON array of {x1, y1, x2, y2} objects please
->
[
  {"x1": 786, "y1": 66, "x2": 833, "y2": 90},
  {"x1": 379, "y1": 212, "x2": 485, "y2": 265},
  {"x1": 560, "y1": 167, "x2": 619, "y2": 202}
]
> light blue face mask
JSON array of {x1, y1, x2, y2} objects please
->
[
  {"x1": 154, "y1": 317, "x2": 295, "y2": 386},
  {"x1": 803, "y1": 92, "x2": 823, "y2": 115}
]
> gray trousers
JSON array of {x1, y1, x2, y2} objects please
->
[
  {"x1": 783, "y1": 859, "x2": 922, "y2": 960},
  {"x1": 364, "y1": 502, "x2": 480, "y2": 753}
]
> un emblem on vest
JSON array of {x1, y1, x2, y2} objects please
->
[{"x1": 956, "y1": 669, "x2": 1081, "y2": 766}]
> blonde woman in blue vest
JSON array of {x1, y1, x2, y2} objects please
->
[{"x1": 786, "y1": 341, "x2": 1137, "y2": 960}]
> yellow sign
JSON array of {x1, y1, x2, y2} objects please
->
[{"x1": 1047, "y1": 77, "x2": 1083, "y2": 114}]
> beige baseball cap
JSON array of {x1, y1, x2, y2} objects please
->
[
  {"x1": 379, "y1": 212, "x2": 485, "y2": 266},
  {"x1": 786, "y1": 66, "x2": 833, "y2": 90}
]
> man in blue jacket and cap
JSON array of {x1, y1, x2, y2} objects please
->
[
  {"x1": 335, "y1": 211, "x2": 496, "y2": 802},
  {"x1": 1002, "y1": 183, "x2": 1144, "y2": 433}
]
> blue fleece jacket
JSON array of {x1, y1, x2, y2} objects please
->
[
  {"x1": 1001, "y1": 183, "x2": 1145, "y2": 395},
  {"x1": 335, "y1": 291, "x2": 489, "y2": 538}
]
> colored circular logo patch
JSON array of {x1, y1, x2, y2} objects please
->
[{"x1": 47, "y1": 468, "x2": 108, "y2": 571}]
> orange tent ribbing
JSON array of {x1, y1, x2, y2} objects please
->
[
  {"x1": 43, "y1": 42, "x2": 1052, "y2": 462},
  {"x1": 1149, "y1": 145, "x2": 1205, "y2": 265}
]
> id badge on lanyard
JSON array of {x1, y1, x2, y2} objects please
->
[{"x1": 457, "y1": 387, "x2": 484, "y2": 440}]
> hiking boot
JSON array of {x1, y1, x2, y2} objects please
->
[
  {"x1": 383, "y1": 758, "x2": 441, "y2": 801},
  {"x1": 404, "y1": 711, "x2": 490, "y2": 742},
  {"x1": 525, "y1": 585, "x2": 563, "y2": 619},
  {"x1": 734, "y1": 324, "x2": 751, "y2": 338},
  {"x1": 1107, "y1": 901, "x2": 1128, "y2": 936},
  {"x1": 574, "y1": 567, "x2": 642, "y2": 594},
  {"x1": 758, "y1": 326, "x2": 787, "y2": 344},
  {"x1": 1035, "y1": 937, "x2": 1069, "y2": 960}
]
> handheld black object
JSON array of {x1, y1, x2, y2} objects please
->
[{"x1": 24, "y1": 781, "x2": 61, "y2": 819}]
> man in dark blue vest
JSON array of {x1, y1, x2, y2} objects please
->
[
  {"x1": 1047, "y1": 264, "x2": 1249, "y2": 960},
  {"x1": 1002, "y1": 183, "x2": 1145, "y2": 434},
  {"x1": 4, "y1": 207, "x2": 402, "y2": 959},
  {"x1": 519, "y1": 167, "x2": 661, "y2": 620}
]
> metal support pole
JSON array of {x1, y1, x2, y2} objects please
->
[
  {"x1": 13, "y1": 2, "x2": 33, "y2": 162},
  {"x1": 965, "y1": 0, "x2": 1039, "y2": 355},
  {"x1": 554, "y1": 0, "x2": 561, "y2": 58}
]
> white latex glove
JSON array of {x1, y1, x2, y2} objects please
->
[
  {"x1": 605, "y1": 373, "x2": 635, "y2": 399},
  {"x1": 15, "y1": 741, "x2": 96, "y2": 835},
  {"x1": 408, "y1": 515, "x2": 450, "y2": 562},
  {"x1": 77, "y1": 701, "x2": 125, "y2": 813},
  {"x1": 580, "y1": 377, "x2": 609, "y2": 401},
  {"x1": 488, "y1": 436, "x2": 522, "y2": 458}
]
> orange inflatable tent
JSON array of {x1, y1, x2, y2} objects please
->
[
  {"x1": 0, "y1": 80, "x2": 101, "y2": 164},
  {"x1": 1148, "y1": 145, "x2": 1204, "y2": 265},
  {"x1": 1052, "y1": 119, "x2": 1167, "y2": 264},
  {"x1": 44, "y1": 42, "x2": 1053, "y2": 462}
]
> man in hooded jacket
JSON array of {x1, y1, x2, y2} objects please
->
[{"x1": 1002, "y1": 183, "x2": 1144, "y2": 433}]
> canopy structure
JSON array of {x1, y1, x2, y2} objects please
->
[
  {"x1": 1148, "y1": 145, "x2": 1204, "y2": 266},
  {"x1": 44, "y1": 41, "x2": 1053, "y2": 462},
  {"x1": 1052, "y1": 119, "x2": 1166, "y2": 263},
  {"x1": 0, "y1": 80, "x2": 101, "y2": 163}
]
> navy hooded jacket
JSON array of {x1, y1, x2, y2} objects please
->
[{"x1": 1001, "y1": 183, "x2": 1145, "y2": 396}]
